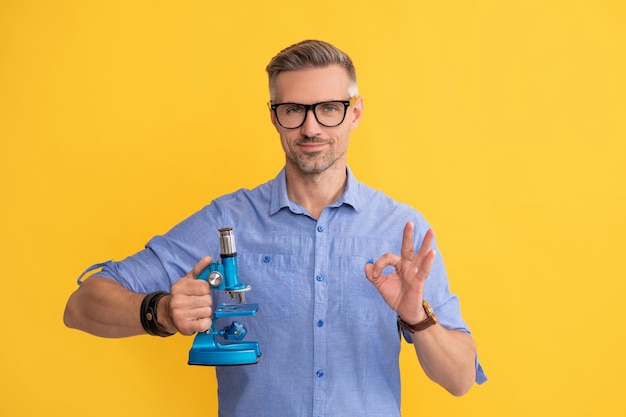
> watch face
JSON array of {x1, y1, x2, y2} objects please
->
[
  {"x1": 421, "y1": 301, "x2": 437, "y2": 326},
  {"x1": 423, "y1": 301, "x2": 435, "y2": 317}
]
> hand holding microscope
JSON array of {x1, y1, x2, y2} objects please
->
[{"x1": 188, "y1": 227, "x2": 261, "y2": 366}]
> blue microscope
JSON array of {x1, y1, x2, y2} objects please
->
[{"x1": 188, "y1": 227, "x2": 261, "y2": 366}]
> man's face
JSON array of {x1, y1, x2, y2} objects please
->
[{"x1": 270, "y1": 65, "x2": 363, "y2": 175}]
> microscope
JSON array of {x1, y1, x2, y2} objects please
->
[{"x1": 188, "y1": 227, "x2": 261, "y2": 366}]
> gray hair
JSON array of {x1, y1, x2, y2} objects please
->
[{"x1": 266, "y1": 40, "x2": 358, "y2": 100}]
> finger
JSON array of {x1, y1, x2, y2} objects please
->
[
  {"x1": 400, "y1": 222, "x2": 416, "y2": 260},
  {"x1": 366, "y1": 253, "x2": 400, "y2": 281},
  {"x1": 173, "y1": 260, "x2": 212, "y2": 296},
  {"x1": 189, "y1": 256, "x2": 213, "y2": 279},
  {"x1": 171, "y1": 302, "x2": 213, "y2": 321},
  {"x1": 364, "y1": 262, "x2": 374, "y2": 280},
  {"x1": 415, "y1": 229, "x2": 435, "y2": 261},
  {"x1": 415, "y1": 249, "x2": 436, "y2": 283},
  {"x1": 177, "y1": 315, "x2": 213, "y2": 336},
  {"x1": 193, "y1": 317, "x2": 213, "y2": 334},
  {"x1": 173, "y1": 277, "x2": 211, "y2": 297},
  {"x1": 180, "y1": 305, "x2": 214, "y2": 322}
]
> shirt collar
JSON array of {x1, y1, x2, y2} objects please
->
[{"x1": 269, "y1": 166, "x2": 363, "y2": 216}]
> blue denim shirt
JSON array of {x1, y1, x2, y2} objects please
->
[{"x1": 94, "y1": 167, "x2": 486, "y2": 417}]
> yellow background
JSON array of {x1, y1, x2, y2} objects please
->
[{"x1": 1, "y1": 1, "x2": 625, "y2": 416}]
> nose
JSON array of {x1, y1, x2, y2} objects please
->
[{"x1": 300, "y1": 108, "x2": 323, "y2": 137}]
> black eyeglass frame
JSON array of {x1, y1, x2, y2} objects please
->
[{"x1": 269, "y1": 97, "x2": 356, "y2": 129}]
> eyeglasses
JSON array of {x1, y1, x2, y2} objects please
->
[{"x1": 269, "y1": 97, "x2": 356, "y2": 129}]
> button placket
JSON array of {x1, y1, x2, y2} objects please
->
[{"x1": 312, "y1": 219, "x2": 329, "y2": 416}]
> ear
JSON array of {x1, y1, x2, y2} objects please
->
[{"x1": 349, "y1": 96, "x2": 364, "y2": 130}]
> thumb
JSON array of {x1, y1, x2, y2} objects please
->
[{"x1": 188, "y1": 256, "x2": 214, "y2": 280}]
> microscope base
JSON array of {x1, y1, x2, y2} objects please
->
[{"x1": 188, "y1": 341, "x2": 261, "y2": 366}]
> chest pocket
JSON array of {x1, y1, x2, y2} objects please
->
[
  {"x1": 335, "y1": 255, "x2": 396, "y2": 324},
  {"x1": 214, "y1": 252, "x2": 313, "y2": 324}
]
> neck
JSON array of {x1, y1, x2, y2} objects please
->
[{"x1": 284, "y1": 162, "x2": 347, "y2": 219}]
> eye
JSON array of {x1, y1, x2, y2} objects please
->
[
  {"x1": 281, "y1": 104, "x2": 305, "y2": 115},
  {"x1": 319, "y1": 102, "x2": 342, "y2": 113}
]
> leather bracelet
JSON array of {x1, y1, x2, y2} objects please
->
[{"x1": 140, "y1": 291, "x2": 175, "y2": 337}]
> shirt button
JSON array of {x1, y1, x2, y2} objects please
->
[
  {"x1": 316, "y1": 370, "x2": 324, "y2": 378},
  {"x1": 317, "y1": 320, "x2": 324, "y2": 327},
  {"x1": 316, "y1": 225, "x2": 324, "y2": 232},
  {"x1": 316, "y1": 274, "x2": 324, "y2": 282},
  {"x1": 262, "y1": 255, "x2": 271, "y2": 263}
]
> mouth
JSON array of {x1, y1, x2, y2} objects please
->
[{"x1": 297, "y1": 138, "x2": 330, "y2": 151}]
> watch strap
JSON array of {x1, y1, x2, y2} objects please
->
[{"x1": 397, "y1": 301, "x2": 438, "y2": 333}]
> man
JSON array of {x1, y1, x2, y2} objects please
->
[{"x1": 64, "y1": 39, "x2": 486, "y2": 416}]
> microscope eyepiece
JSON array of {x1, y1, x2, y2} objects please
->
[{"x1": 218, "y1": 227, "x2": 236, "y2": 257}]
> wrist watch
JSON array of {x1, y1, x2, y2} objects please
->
[{"x1": 397, "y1": 301, "x2": 438, "y2": 333}]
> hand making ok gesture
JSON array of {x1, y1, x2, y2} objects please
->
[{"x1": 364, "y1": 221, "x2": 436, "y2": 325}]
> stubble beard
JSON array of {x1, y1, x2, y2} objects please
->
[{"x1": 290, "y1": 137, "x2": 340, "y2": 175}]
